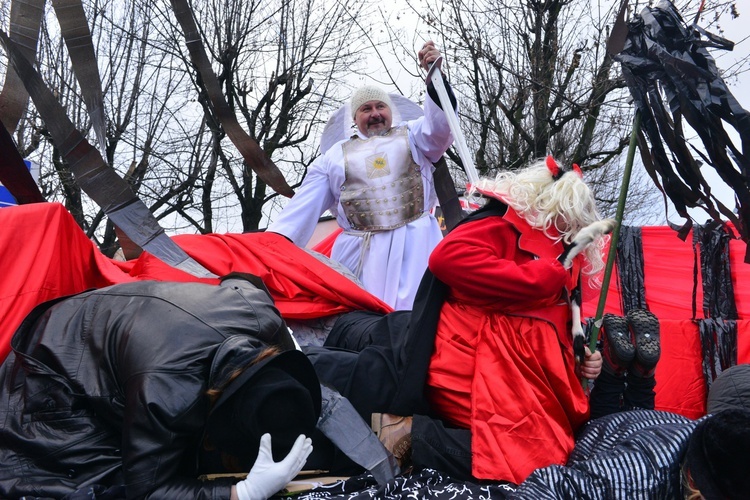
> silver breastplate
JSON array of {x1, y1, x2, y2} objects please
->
[{"x1": 340, "y1": 127, "x2": 425, "y2": 231}]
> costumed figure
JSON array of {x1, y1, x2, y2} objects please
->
[
  {"x1": 423, "y1": 156, "x2": 610, "y2": 483},
  {"x1": 302, "y1": 156, "x2": 608, "y2": 484},
  {"x1": 0, "y1": 274, "x2": 394, "y2": 499},
  {"x1": 268, "y1": 41, "x2": 457, "y2": 310}
]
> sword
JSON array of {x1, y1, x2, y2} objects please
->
[{"x1": 425, "y1": 56, "x2": 480, "y2": 185}]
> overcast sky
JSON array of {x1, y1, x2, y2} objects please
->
[
  {"x1": 684, "y1": 7, "x2": 748, "y2": 221},
  {"x1": 371, "y1": 2, "x2": 750, "y2": 225}
]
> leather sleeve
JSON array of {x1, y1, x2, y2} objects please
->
[
  {"x1": 120, "y1": 370, "x2": 210, "y2": 498},
  {"x1": 220, "y1": 276, "x2": 295, "y2": 351}
]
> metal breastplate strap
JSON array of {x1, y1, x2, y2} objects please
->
[{"x1": 340, "y1": 126, "x2": 425, "y2": 231}]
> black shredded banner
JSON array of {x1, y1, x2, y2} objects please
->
[{"x1": 615, "y1": 0, "x2": 750, "y2": 260}]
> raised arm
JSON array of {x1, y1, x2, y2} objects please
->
[{"x1": 408, "y1": 41, "x2": 458, "y2": 162}]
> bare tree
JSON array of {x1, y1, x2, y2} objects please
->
[
  {"x1": 150, "y1": 0, "x2": 371, "y2": 233},
  {"x1": 404, "y1": 1, "x2": 634, "y2": 191},
  {"x1": 381, "y1": 0, "x2": 745, "y2": 224},
  {"x1": 1, "y1": 0, "x2": 372, "y2": 252}
]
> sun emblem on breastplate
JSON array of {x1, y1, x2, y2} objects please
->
[{"x1": 366, "y1": 152, "x2": 390, "y2": 179}]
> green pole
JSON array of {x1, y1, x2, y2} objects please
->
[{"x1": 588, "y1": 110, "x2": 642, "y2": 352}]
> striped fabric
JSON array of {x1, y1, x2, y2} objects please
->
[{"x1": 511, "y1": 410, "x2": 702, "y2": 499}]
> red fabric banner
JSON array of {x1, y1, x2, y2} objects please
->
[
  {"x1": 582, "y1": 226, "x2": 750, "y2": 418},
  {"x1": 0, "y1": 203, "x2": 391, "y2": 361},
  {"x1": 2, "y1": 204, "x2": 748, "y2": 419}
]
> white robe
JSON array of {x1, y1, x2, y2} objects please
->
[{"x1": 268, "y1": 96, "x2": 454, "y2": 310}]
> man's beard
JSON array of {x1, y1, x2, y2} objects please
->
[{"x1": 365, "y1": 122, "x2": 389, "y2": 138}]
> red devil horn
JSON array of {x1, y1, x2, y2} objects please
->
[
  {"x1": 546, "y1": 155, "x2": 560, "y2": 178},
  {"x1": 572, "y1": 163, "x2": 583, "y2": 178}
]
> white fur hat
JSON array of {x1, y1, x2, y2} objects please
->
[{"x1": 349, "y1": 85, "x2": 394, "y2": 119}]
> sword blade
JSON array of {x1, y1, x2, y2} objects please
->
[{"x1": 425, "y1": 56, "x2": 479, "y2": 185}]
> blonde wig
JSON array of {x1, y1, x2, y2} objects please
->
[
  {"x1": 471, "y1": 159, "x2": 607, "y2": 279},
  {"x1": 681, "y1": 462, "x2": 703, "y2": 500}
]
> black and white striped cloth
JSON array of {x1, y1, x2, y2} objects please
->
[
  {"x1": 295, "y1": 410, "x2": 700, "y2": 499},
  {"x1": 510, "y1": 409, "x2": 702, "y2": 499}
]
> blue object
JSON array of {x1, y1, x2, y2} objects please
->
[{"x1": 0, "y1": 160, "x2": 32, "y2": 207}]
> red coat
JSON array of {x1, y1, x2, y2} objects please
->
[{"x1": 425, "y1": 206, "x2": 589, "y2": 483}]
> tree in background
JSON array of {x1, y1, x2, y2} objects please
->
[
  {"x1": 0, "y1": 0, "x2": 746, "y2": 254},
  {"x1": 163, "y1": 0, "x2": 370, "y2": 232},
  {"x1": 381, "y1": 0, "x2": 743, "y2": 223},
  {"x1": 0, "y1": 0, "x2": 370, "y2": 254}
]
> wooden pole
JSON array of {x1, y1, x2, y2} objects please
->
[{"x1": 588, "y1": 110, "x2": 642, "y2": 351}]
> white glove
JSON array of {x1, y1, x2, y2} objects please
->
[
  {"x1": 235, "y1": 433, "x2": 313, "y2": 500},
  {"x1": 558, "y1": 219, "x2": 616, "y2": 269}
]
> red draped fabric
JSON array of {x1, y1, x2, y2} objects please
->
[
  {"x1": 3, "y1": 204, "x2": 749, "y2": 420},
  {"x1": 582, "y1": 226, "x2": 750, "y2": 419},
  {"x1": 0, "y1": 203, "x2": 391, "y2": 362},
  {"x1": 1, "y1": 203, "x2": 133, "y2": 363},
  {"x1": 311, "y1": 227, "x2": 341, "y2": 257}
]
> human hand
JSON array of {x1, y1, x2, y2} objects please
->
[
  {"x1": 576, "y1": 346, "x2": 602, "y2": 381},
  {"x1": 418, "y1": 40, "x2": 441, "y2": 71},
  {"x1": 234, "y1": 433, "x2": 313, "y2": 500}
]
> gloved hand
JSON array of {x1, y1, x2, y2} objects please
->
[
  {"x1": 558, "y1": 219, "x2": 616, "y2": 269},
  {"x1": 234, "y1": 433, "x2": 313, "y2": 500}
]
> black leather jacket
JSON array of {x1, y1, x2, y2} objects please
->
[{"x1": 0, "y1": 275, "x2": 295, "y2": 499}]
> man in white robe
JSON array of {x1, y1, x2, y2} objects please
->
[{"x1": 268, "y1": 41, "x2": 457, "y2": 310}]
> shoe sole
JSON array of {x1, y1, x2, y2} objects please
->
[
  {"x1": 603, "y1": 313, "x2": 635, "y2": 365},
  {"x1": 627, "y1": 309, "x2": 660, "y2": 367},
  {"x1": 372, "y1": 413, "x2": 412, "y2": 457}
]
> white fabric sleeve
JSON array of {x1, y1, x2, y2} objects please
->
[
  {"x1": 407, "y1": 94, "x2": 456, "y2": 163},
  {"x1": 266, "y1": 155, "x2": 336, "y2": 247}
]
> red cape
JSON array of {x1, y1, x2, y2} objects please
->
[{"x1": 0, "y1": 203, "x2": 391, "y2": 361}]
